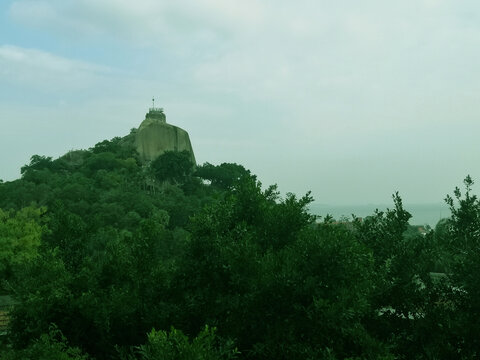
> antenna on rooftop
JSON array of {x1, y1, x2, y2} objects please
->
[{"x1": 148, "y1": 97, "x2": 164, "y2": 116}]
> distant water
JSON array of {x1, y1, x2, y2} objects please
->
[{"x1": 309, "y1": 203, "x2": 451, "y2": 227}]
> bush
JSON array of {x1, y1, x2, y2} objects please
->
[
  {"x1": 1, "y1": 326, "x2": 88, "y2": 360},
  {"x1": 137, "y1": 326, "x2": 238, "y2": 360}
]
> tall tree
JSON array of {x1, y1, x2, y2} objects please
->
[{"x1": 0, "y1": 206, "x2": 45, "y2": 283}]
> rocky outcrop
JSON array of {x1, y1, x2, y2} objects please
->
[{"x1": 135, "y1": 109, "x2": 195, "y2": 163}]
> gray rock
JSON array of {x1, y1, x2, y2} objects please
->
[{"x1": 135, "y1": 108, "x2": 195, "y2": 164}]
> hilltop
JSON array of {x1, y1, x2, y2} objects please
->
[{"x1": 135, "y1": 107, "x2": 195, "y2": 164}]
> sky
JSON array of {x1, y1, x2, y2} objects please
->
[{"x1": 1, "y1": 0, "x2": 479, "y2": 205}]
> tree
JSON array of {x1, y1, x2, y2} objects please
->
[
  {"x1": 354, "y1": 194, "x2": 438, "y2": 358},
  {"x1": 443, "y1": 175, "x2": 480, "y2": 357},
  {"x1": 137, "y1": 326, "x2": 238, "y2": 360},
  {"x1": 195, "y1": 163, "x2": 250, "y2": 190},
  {"x1": 0, "y1": 206, "x2": 45, "y2": 283},
  {"x1": 172, "y1": 176, "x2": 391, "y2": 359},
  {"x1": 20, "y1": 155, "x2": 53, "y2": 176},
  {"x1": 1, "y1": 326, "x2": 89, "y2": 360},
  {"x1": 445, "y1": 175, "x2": 480, "y2": 255},
  {"x1": 151, "y1": 151, "x2": 194, "y2": 184}
]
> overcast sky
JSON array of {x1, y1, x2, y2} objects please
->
[{"x1": 1, "y1": 0, "x2": 479, "y2": 205}]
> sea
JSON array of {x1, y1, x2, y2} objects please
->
[{"x1": 308, "y1": 203, "x2": 451, "y2": 227}]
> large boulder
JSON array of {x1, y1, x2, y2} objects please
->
[{"x1": 135, "y1": 109, "x2": 195, "y2": 164}]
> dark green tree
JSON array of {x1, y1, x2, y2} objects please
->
[
  {"x1": 151, "y1": 151, "x2": 194, "y2": 184},
  {"x1": 172, "y1": 176, "x2": 389, "y2": 359},
  {"x1": 136, "y1": 326, "x2": 238, "y2": 360},
  {"x1": 443, "y1": 175, "x2": 480, "y2": 357},
  {"x1": 20, "y1": 155, "x2": 54, "y2": 176},
  {"x1": 354, "y1": 194, "x2": 438, "y2": 358},
  {"x1": 1, "y1": 326, "x2": 89, "y2": 360},
  {"x1": 195, "y1": 163, "x2": 250, "y2": 190}
]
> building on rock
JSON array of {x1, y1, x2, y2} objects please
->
[{"x1": 135, "y1": 105, "x2": 195, "y2": 164}]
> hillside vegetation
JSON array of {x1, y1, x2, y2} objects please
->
[{"x1": 1, "y1": 133, "x2": 480, "y2": 359}]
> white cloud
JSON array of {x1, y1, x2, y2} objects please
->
[
  {"x1": 0, "y1": 45, "x2": 109, "y2": 73},
  {"x1": 0, "y1": 45, "x2": 113, "y2": 91},
  {"x1": 8, "y1": 0, "x2": 265, "y2": 46}
]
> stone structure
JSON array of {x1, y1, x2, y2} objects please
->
[{"x1": 135, "y1": 107, "x2": 196, "y2": 164}]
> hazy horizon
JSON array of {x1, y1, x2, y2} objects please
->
[
  {"x1": 2, "y1": 1, "x2": 479, "y2": 204},
  {"x1": 309, "y1": 202, "x2": 451, "y2": 227}
]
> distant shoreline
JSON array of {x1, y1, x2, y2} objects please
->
[{"x1": 309, "y1": 203, "x2": 451, "y2": 227}]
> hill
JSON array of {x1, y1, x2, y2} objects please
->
[{"x1": 1, "y1": 131, "x2": 480, "y2": 359}]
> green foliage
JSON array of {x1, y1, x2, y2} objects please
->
[
  {"x1": 354, "y1": 194, "x2": 439, "y2": 358},
  {"x1": 355, "y1": 193, "x2": 412, "y2": 264},
  {"x1": 7, "y1": 249, "x2": 74, "y2": 349},
  {"x1": 445, "y1": 175, "x2": 480, "y2": 254},
  {"x1": 20, "y1": 155, "x2": 54, "y2": 176},
  {"x1": 0, "y1": 325, "x2": 89, "y2": 360},
  {"x1": 171, "y1": 176, "x2": 391, "y2": 359},
  {"x1": 442, "y1": 175, "x2": 480, "y2": 357},
  {"x1": 0, "y1": 206, "x2": 45, "y2": 282},
  {"x1": 195, "y1": 163, "x2": 250, "y2": 190},
  {"x1": 432, "y1": 218, "x2": 452, "y2": 272},
  {"x1": 243, "y1": 225, "x2": 385, "y2": 359},
  {"x1": 137, "y1": 326, "x2": 238, "y2": 360},
  {"x1": 5, "y1": 130, "x2": 480, "y2": 359},
  {"x1": 150, "y1": 150, "x2": 194, "y2": 184},
  {"x1": 0, "y1": 135, "x2": 207, "y2": 358}
]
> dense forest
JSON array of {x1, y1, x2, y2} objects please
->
[{"x1": 1, "y1": 130, "x2": 480, "y2": 359}]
